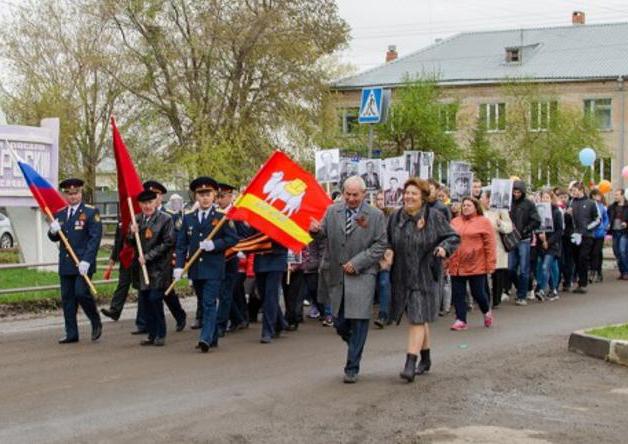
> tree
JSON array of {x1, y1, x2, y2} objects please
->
[
  {"x1": 0, "y1": 0, "x2": 127, "y2": 202},
  {"x1": 95, "y1": 0, "x2": 350, "y2": 184},
  {"x1": 499, "y1": 82, "x2": 606, "y2": 188},
  {"x1": 375, "y1": 77, "x2": 460, "y2": 159},
  {"x1": 466, "y1": 120, "x2": 506, "y2": 184}
]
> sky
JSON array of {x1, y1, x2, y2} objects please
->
[
  {"x1": 336, "y1": 0, "x2": 628, "y2": 74},
  {"x1": 1, "y1": 0, "x2": 628, "y2": 80}
]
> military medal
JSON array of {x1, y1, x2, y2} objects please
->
[
  {"x1": 416, "y1": 217, "x2": 425, "y2": 230},
  {"x1": 145, "y1": 227, "x2": 153, "y2": 239},
  {"x1": 355, "y1": 214, "x2": 368, "y2": 228},
  {"x1": 211, "y1": 218, "x2": 218, "y2": 227}
]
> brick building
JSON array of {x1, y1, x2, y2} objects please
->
[{"x1": 331, "y1": 12, "x2": 628, "y2": 187}]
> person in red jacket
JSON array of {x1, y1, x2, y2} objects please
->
[{"x1": 448, "y1": 197, "x2": 497, "y2": 331}]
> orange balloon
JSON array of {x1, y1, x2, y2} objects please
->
[{"x1": 598, "y1": 180, "x2": 612, "y2": 194}]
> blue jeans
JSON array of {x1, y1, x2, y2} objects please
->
[
  {"x1": 60, "y1": 275, "x2": 101, "y2": 340},
  {"x1": 377, "y1": 270, "x2": 391, "y2": 320},
  {"x1": 194, "y1": 279, "x2": 221, "y2": 345},
  {"x1": 536, "y1": 253, "x2": 556, "y2": 293},
  {"x1": 334, "y1": 298, "x2": 369, "y2": 375},
  {"x1": 139, "y1": 288, "x2": 166, "y2": 340},
  {"x1": 508, "y1": 240, "x2": 531, "y2": 300},
  {"x1": 612, "y1": 232, "x2": 628, "y2": 274}
]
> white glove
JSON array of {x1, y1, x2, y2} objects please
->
[
  {"x1": 49, "y1": 219, "x2": 61, "y2": 234},
  {"x1": 199, "y1": 240, "x2": 215, "y2": 252},
  {"x1": 173, "y1": 268, "x2": 184, "y2": 281},
  {"x1": 237, "y1": 251, "x2": 246, "y2": 260},
  {"x1": 78, "y1": 261, "x2": 90, "y2": 275}
]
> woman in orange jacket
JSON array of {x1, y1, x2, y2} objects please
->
[{"x1": 448, "y1": 197, "x2": 497, "y2": 331}]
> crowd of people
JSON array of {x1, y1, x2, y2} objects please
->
[{"x1": 46, "y1": 172, "x2": 628, "y2": 384}]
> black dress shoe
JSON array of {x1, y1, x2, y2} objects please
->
[
  {"x1": 131, "y1": 329, "x2": 147, "y2": 335},
  {"x1": 176, "y1": 318, "x2": 187, "y2": 332},
  {"x1": 100, "y1": 308, "x2": 120, "y2": 321},
  {"x1": 285, "y1": 324, "x2": 299, "y2": 331},
  {"x1": 140, "y1": 338, "x2": 155, "y2": 346},
  {"x1": 58, "y1": 337, "x2": 79, "y2": 344},
  {"x1": 91, "y1": 324, "x2": 103, "y2": 341},
  {"x1": 198, "y1": 341, "x2": 210, "y2": 353}
]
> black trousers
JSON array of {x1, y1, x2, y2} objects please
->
[
  {"x1": 574, "y1": 236, "x2": 595, "y2": 288},
  {"x1": 231, "y1": 272, "x2": 249, "y2": 324},
  {"x1": 282, "y1": 270, "x2": 304, "y2": 325},
  {"x1": 109, "y1": 265, "x2": 133, "y2": 315},
  {"x1": 491, "y1": 269, "x2": 509, "y2": 307},
  {"x1": 590, "y1": 237, "x2": 605, "y2": 275}
]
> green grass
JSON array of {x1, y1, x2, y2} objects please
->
[
  {"x1": 0, "y1": 249, "x2": 20, "y2": 264},
  {"x1": 0, "y1": 266, "x2": 119, "y2": 304},
  {"x1": 587, "y1": 324, "x2": 628, "y2": 341}
]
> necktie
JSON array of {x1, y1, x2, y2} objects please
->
[
  {"x1": 345, "y1": 209, "x2": 354, "y2": 235},
  {"x1": 69, "y1": 208, "x2": 75, "y2": 220},
  {"x1": 200, "y1": 211, "x2": 207, "y2": 224}
]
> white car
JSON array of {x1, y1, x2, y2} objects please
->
[{"x1": 0, "y1": 213, "x2": 15, "y2": 249}]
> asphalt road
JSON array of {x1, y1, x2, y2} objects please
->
[{"x1": 1, "y1": 277, "x2": 627, "y2": 444}]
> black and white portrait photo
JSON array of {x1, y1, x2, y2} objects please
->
[
  {"x1": 358, "y1": 159, "x2": 381, "y2": 191},
  {"x1": 338, "y1": 157, "x2": 359, "y2": 189},
  {"x1": 315, "y1": 149, "x2": 340, "y2": 183},
  {"x1": 383, "y1": 170, "x2": 409, "y2": 207},
  {"x1": 536, "y1": 202, "x2": 554, "y2": 232},
  {"x1": 383, "y1": 156, "x2": 405, "y2": 173},
  {"x1": 489, "y1": 179, "x2": 514, "y2": 210},
  {"x1": 450, "y1": 171, "x2": 473, "y2": 202}
]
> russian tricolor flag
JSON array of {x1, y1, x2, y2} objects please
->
[{"x1": 6, "y1": 142, "x2": 68, "y2": 215}]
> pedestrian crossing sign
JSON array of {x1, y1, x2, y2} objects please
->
[{"x1": 358, "y1": 87, "x2": 383, "y2": 123}]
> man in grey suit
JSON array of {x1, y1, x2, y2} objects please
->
[{"x1": 310, "y1": 176, "x2": 387, "y2": 383}]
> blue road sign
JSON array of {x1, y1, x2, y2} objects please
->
[{"x1": 358, "y1": 87, "x2": 383, "y2": 124}]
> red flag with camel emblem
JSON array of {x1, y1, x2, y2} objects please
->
[{"x1": 227, "y1": 150, "x2": 332, "y2": 252}]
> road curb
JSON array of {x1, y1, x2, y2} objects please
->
[{"x1": 569, "y1": 327, "x2": 628, "y2": 367}]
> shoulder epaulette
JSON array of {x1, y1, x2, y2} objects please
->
[
  {"x1": 184, "y1": 209, "x2": 195, "y2": 215},
  {"x1": 84, "y1": 204, "x2": 95, "y2": 209}
]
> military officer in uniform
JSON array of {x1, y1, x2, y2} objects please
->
[
  {"x1": 174, "y1": 177, "x2": 238, "y2": 352},
  {"x1": 128, "y1": 189, "x2": 176, "y2": 346},
  {"x1": 48, "y1": 178, "x2": 103, "y2": 344},
  {"x1": 142, "y1": 180, "x2": 187, "y2": 331}
]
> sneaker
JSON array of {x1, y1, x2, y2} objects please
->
[
  {"x1": 535, "y1": 290, "x2": 546, "y2": 302},
  {"x1": 515, "y1": 299, "x2": 528, "y2": 306},
  {"x1": 322, "y1": 316, "x2": 334, "y2": 327},
  {"x1": 374, "y1": 317, "x2": 386, "y2": 329},
  {"x1": 547, "y1": 291, "x2": 560, "y2": 302},
  {"x1": 483, "y1": 311, "x2": 494, "y2": 328},
  {"x1": 573, "y1": 286, "x2": 587, "y2": 294},
  {"x1": 500, "y1": 293, "x2": 510, "y2": 303},
  {"x1": 562, "y1": 284, "x2": 572, "y2": 293},
  {"x1": 303, "y1": 299, "x2": 311, "y2": 307},
  {"x1": 526, "y1": 290, "x2": 536, "y2": 301},
  {"x1": 308, "y1": 306, "x2": 320, "y2": 319},
  {"x1": 450, "y1": 320, "x2": 468, "y2": 331}
]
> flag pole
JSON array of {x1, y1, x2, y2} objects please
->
[
  {"x1": 165, "y1": 194, "x2": 243, "y2": 295},
  {"x1": 164, "y1": 217, "x2": 228, "y2": 296},
  {"x1": 5, "y1": 140, "x2": 97, "y2": 295},
  {"x1": 127, "y1": 197, "x2": 150, "y2": 286},
  {"x1": 43, "y1": 206, "x2": 98, "y2": 296}
]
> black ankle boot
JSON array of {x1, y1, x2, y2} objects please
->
[
  {"x1": 416, "y1": 349, "x2": 431, "y2": 375},
  {"x1": 399, "y1": 353, "x2": 418, "y2": 382}
]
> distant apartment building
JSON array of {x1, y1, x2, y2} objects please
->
[{"x1": 331, "y1": 12, "x2": 628, "y2": 187}]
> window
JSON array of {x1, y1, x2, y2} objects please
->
[
  {"x1": 440, "y1": 104, "x2": 457, "y2": 132},
  {"x1": 479, "y1": 103, "x2": 506, "y2": 131},
  {"x1": 530, "y1": 101, "x2": 558, "y2": 131},
  {"x1": 584, "y1": 98, "x2": 612, "y2": 130},
  {"x1": 505, "y1": 47, "x2": 521, "y2": 63},
  {"x1": 339, "y1": 108, "x2": 359, "y2": 134}
]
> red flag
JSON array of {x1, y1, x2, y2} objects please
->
[
  {"x1": 111, "y1": 117, "x2": 143, "y2": 268},
  {"x1": 227, "y1": 150, "x2": 332, "y2": 252}
]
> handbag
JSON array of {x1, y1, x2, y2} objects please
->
[{"x1": 500, "y1": 227, "x2": 521, "y2": 252}]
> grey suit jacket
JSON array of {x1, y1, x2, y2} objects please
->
[{"x1": 314, "y1": 201, "x2": 387, "y2": 319}]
